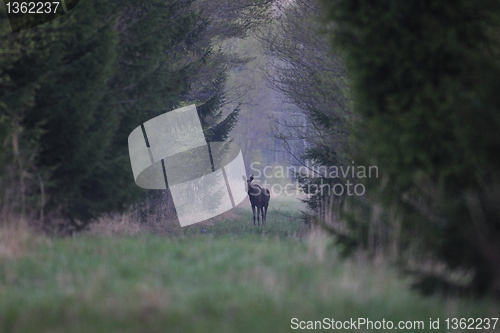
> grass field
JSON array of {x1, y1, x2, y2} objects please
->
[{"x1": 0, "y1": 204, "x2": 499, "y2": 332}]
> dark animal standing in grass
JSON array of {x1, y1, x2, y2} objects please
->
[{"x1": 245, "y1": 175, "x2": 270, "y2": 225}]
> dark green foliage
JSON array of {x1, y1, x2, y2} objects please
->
[
  {"x1": 23, "y1": 3, "x2": 121, "y2": 224},
  {"x1": 322, "y1": 0, "x2": 500, "y2": 296},
  {"x1": 4, "y1": 0, "x2": 197, "y2": 227}
]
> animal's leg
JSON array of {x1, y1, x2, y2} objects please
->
[
  {"x1": 257, "y1": 205, "x2": 261, "y2": 226},
  {"x1": 263, "y1": 205, "x2": 268, "y2": 224},
  {"x1": 260, "y1": 206, "x2": 263, "y2": 224},
  {"x1": 252, "y1": 205, "x2": 256, "y2": 225}
]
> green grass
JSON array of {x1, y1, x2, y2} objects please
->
[
  {"x1": 181, "y1": 206, "x2": 306, "y2": 238},
  {"x1": 0, "y1": 209, "x2": 498, "y2": 333}
]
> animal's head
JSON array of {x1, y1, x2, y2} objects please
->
[
  {"x1": 242, "y1": 175, "x2": 254, "y2": 183},
  {"x1": 242, "y1": 175, "x2": 254, "y2": 192}
]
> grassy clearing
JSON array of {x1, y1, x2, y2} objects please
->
[{"x1": 0, "y1": 207, "x2": 498, "y2": 332}]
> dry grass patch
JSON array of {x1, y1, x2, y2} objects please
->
[
  {"x1": 0, "y1": 214, "x2": 49, "y2": 261},
  {"x1": 87, "y1": 213, "x2": 143, "y2": 236}
]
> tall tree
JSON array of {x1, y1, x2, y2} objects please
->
[
  {"x1": 322, "y1": 0, "x2": 500, "y2": 297},
  {"x1": 9, "y1": 1, "x2": 198, "y2": 229}
]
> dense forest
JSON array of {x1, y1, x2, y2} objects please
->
[
  {"x1": 1, "y1": 1, "x2": 500, "y2": 326},
  {"x1": 1, "y1": 0, "x2": 272, "y2": 228}
]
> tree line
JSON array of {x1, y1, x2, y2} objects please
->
[{"x1": 0, "y1": 0, "x2": 272, "y2": 231}]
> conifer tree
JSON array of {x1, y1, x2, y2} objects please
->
[{"x1": 322, "y1": 0, "x2": 500, "y2": 296}]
